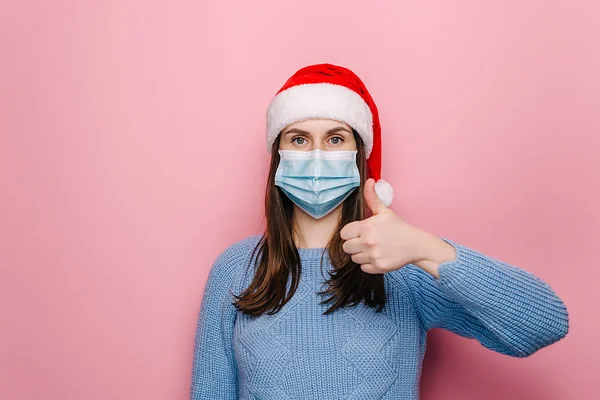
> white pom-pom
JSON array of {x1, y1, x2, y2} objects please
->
[{"x1": 374, "y1": 179, "x2": 394, "y2": 207}]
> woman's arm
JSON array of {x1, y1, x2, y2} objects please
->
[
  {"x1": 393, "y1": 238, "x2": 570, "y2": 357},
  {"x1": 190, "y1": 250, "x2": 239, "y2": 399}
]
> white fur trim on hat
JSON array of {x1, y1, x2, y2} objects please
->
[
  {"x1": 374, "y1": 179, "x2": 394, "y2": 207},
  {"x1": 266, "y1": 83, "x2": 374, "y2": 157}
]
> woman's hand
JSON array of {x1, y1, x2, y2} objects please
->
[{"x1": 340, "y1": 179, "x2": 456, "y2": 278}]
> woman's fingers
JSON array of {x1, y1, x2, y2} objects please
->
[
  {"x1": 350, "y1": 252, "x2": 370, "y2": 265},
  {"x1": 342, "y1": 237, "x2": 363, "y2": 254}
]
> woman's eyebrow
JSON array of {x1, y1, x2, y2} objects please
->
[
  {"x1": 284, "y1": 128, "x2": 309, "y2": 135},
  {"x1": 326, "y1": 127, "x2": 352, "y2": 134},
  {"x1": 284, "y1": 127, "x2": 351, "y2": 135}
]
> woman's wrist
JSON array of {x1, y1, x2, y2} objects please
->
[{"x1": 413, "y1": 233, "x2": 457, "y2": 279}]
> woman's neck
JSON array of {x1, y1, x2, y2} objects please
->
[{"x1": 291, "y1": 205, "x2": 341, "y2": 249}]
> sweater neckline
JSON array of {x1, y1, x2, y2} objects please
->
[{"x1": 297, "y1": 246, "x2": 330, "y2": 260}]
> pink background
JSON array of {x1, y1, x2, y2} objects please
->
[{"x1": 1, "y1": 1, "x2": 598, "y2": 399}]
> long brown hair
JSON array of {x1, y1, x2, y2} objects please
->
[{"x1": 232, "y1": 129, "x2": 386, "y2": 316}]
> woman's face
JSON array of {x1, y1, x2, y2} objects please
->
[{"x1": 279, "y1": 119, "x2": 357, "y2": 151}]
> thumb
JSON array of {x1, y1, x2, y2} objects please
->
[{"x1": 364, "y1": 178, "x2": 388, "y2": 215}]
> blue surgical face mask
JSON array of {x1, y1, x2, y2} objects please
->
[{"x1": 274, "y1": 149, "x2": 361, "y2": 219}]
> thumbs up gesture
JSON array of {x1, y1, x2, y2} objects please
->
[{"x1": 340, "y1": 179, "x2": 456, "y2": 277}]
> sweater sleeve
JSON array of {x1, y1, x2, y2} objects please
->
[
  {"x1": 190, "y1": 248, "x2": 240, "y2": 399},
  {"x1": 399, "y1": 237, "x2": 569, "y2": 358}
]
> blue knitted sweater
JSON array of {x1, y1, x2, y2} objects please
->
[{"x1": 190, "y1": 235, "x2": 569, "y2": 399}]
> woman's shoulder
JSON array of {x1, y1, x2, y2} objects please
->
[
  {"x1": 214, "y1": 234, "x2": 263, "y2": 263},
  {"x1": 207, "y1": 234, "x2": 263, "y2": 284}
]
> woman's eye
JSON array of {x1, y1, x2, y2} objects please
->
[
  {"x1": 330, "y1": 136, "x2": 343, "y2": 145},
  {"x1": 292, "y1": 137, "x2": 306, "y2": 145}
]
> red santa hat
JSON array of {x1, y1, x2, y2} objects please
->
[{"x1": 265, "y1": 63, "x2": 394, "y2": 206}]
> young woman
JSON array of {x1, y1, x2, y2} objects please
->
[{"x1": 190, "y1": 63, "x2": 569, "y2": 399}]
